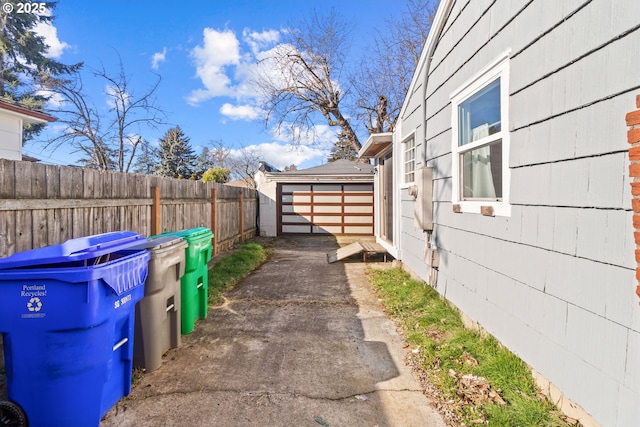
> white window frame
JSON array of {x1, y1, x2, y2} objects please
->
[
  {"x1": 450, "y1": 51, "x2": 511, "y2": 217},
  {"x1": 402, "y1": 134, "x2": 416, "y2": 186}
]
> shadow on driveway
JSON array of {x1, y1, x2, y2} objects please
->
[{"x1": 101, "y1": 235, "x2": 446, "y2": 427}]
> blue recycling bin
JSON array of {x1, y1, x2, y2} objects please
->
[{"x1": 0, "y1": 231, "x2": 150, "y2": 427}]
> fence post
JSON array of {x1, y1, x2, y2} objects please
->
[
  {"x1": 150, "y1": 186, "x2": 161, "y2": 235},
  {"x1": 239, "y1": 190, "x2": 244, "y2": 242},
  {"x1": 211, "y1": 188, "x2": 218, "y2": 256}
]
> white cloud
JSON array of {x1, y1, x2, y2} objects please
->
[
  {"x1": 35, "y1": 88, "x2": 65, "y2": 108},
  {"x1": 242, "y1": 28, "x2": 280, "y2": 56},
  {"x1": 45, "y1": 92, "x2": 65, "y2": 108},
  {"x1": 271, "y1": 123, "x2": 337, "y2": 149},
  {"x1": 33, "y1": 22, "x2": 70, "y2": 59},
  {"x1": 230, "y1": 142, "x2": 325, "y2": 170},
  {"x1": 151, "y1": 47, "x2": 167, "y2": 70},
  {"x1": 105, "y1": 85, "x2": 131, "y2": 108},
  {"x1": 187, "y1": 26, "x2": 285, "y2": 113},
  {"x1": 187, "y1": 28, "x2": 241, "y2": 105},
  {"x1": 219, "y1": 103, "x2": 261, "y2": 121},
  {"x1": 225, "y1": 123, "x2": 336, "y2": 170}
]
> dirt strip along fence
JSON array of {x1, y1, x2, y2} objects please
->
[{"x1": 0, "y1": 158, "x2": 258, "y2": 259}]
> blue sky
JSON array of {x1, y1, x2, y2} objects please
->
[{"x1": 25, "y1": 0, "x2": 409, "y2": 170}]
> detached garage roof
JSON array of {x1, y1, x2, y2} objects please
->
[{"x1": 264, "y1": 159, "x2": 374, "y2": 182}]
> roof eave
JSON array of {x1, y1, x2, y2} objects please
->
[
  {"x1": 359, "y1": 132, "x2": 393, "y2": 158},
  {"x1": 0, "y1": 99, "x2": 57, "y2": 124},
  {"x1": 263, "y1": 173, "x2": 374, "y2": 183}
]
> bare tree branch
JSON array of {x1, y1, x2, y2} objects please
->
[
  {"x1": 351, "y1": 0, "x2": 437, "y2": 134},
  {"x1": 42, "y1": 59, "x2": 165, "y2": 172},
  {"x1": 252, "y1": 8, "x2": 362, "y2": 153}
]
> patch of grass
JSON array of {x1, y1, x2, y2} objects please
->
[
  {"x1": 207, "y1": 241, "x2": 271, "y2": 306},
  {"x1": 369, "y1": 267, "x2": 572, "y2": 427}
]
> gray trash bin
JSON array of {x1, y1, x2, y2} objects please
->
[{"x1": 131, "y1": 235, "x2": 188, "y2": 372}]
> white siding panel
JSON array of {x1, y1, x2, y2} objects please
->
[
  {"x1": 547, "y1": 113, "x2": 578, "y2": 162},
  {"x1": 575, "y1": 94, "x2": 633, "y2": 158},
  {"x1": 620, "y1": 210, "x2": 636, "y2": 269},
  {"x1": 426, "y1": 130, "x2": 452, "y2": 161},
  {"x1": 535, "y1": 206, "x2": 555, "y2": 250},
  {"x1": 566, "y1": 305, "x2": 628, "y2": 383},
  {"x1": 432, "y1": 178, "x2": 452, "y2": 204},
  {"x1": 530, "y1": 290, "x2": 568, "y2": 347},
  {"x1": 561, "y1": 356, "x2": 621, "y2": 427},
  {"x1": 498, "y1": 242, "x2": 547, "y2": 292},
  {"x1": 617, "y1": 386, "x2": 640, "y2": 427},
  {"x1": 425, "y1": 106, "x2": 451, "y2": 144},
  {"x1": 602, "y1": 264, "x2": 636, "y2": 327},
  {"x1": 485, "y1": 272, "x2": 518, "y2": 316},
  {"x1": 587, "y1": 152, "x2": 626, "y2": 209},
  {"x1": 625, "y1": 330, "x2": 640, "y2": 393},
  {"x1": 429, "y1": 152, "x2": 452, "y2": 180},
  {"x1": 549, "y1": 158, "x2": 591, "y2": 207},
  {"x1": 552, "y1": 208, "x2": 578, "y2": 255},
  {"x1": 519, "y1": 206, "x2": 539, "y2": 247},
  {"x1": 545, "y1": 254, "x2": 615, "y2": 317},
  {"x1": 509, "y1": 164, "x2": 552, "y2": 206},
  {"x1": 575, "y1": 208, "x2": 608, "y2": 262},
  {"x1": 512, "y1": 30, "x2": 640, "y2": 131}
]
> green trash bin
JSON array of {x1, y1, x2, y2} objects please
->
[{"x1": 156, "y1": 227, "x2": 213, "y2": 334}]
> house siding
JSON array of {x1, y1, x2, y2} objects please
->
[
  {"x1": 0, "y1": 115, "x2": 23, "y2": 161},
  {"x1": 394, "y1": 0, "x2": 639, "y2": 425}
]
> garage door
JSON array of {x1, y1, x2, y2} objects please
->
[{"x1": 278, "y1": 183, "x2": 373, "y2": 235}]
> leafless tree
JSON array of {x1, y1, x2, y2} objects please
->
[
  {"x1": 228, "y1": 145, "x2": 261, "y2": 189},
  {"x1": 209, "y1": 139, "x2": 232, "y2": 169},
  {"x1": 352, "y1": 0, "x2": 437, "y2": 134},
  {"x1": 252, "y1": 8, "x2": 362, "y2": 152},
  {"x1": 42, "y1": 60, "x2": 164, "y2": 172},
  {"x1": 252, "y1": 2, "x2": 436, "y2": 157}
]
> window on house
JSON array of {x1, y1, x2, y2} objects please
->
[
  {"x1": 451, "y1": 52, "x2": 510, "y2": 215},
  {"x1": 403, "y1": 137, "x2": 415, "y2": 184}
]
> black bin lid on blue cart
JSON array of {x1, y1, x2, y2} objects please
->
[{"x1": 0, "y1": 231, "x2": 147, "y2": 270}]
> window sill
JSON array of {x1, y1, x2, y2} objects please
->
[{"x1": 452, "y1": 201, "x2": 511, "y2": 217}]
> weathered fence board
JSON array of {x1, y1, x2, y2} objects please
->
[{"x1": 0, "y1": 159, "x2": 258, "y2": 258}]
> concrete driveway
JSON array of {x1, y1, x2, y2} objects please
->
[{"x1": 101, "y1": 236, "x2": 446, "y2": 427}]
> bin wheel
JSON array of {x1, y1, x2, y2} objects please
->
[{"x1": 0, "y1": 401, "x2": 27, "y2": 427}]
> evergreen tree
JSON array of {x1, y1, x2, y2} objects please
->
[
  {"x1": 132, "y1": 139, "x2": 158, "y2": 175},
  {"x1": 327, "y1": 130, "x2": 358, "y2": 162},
  {"x1": 194, "y1": 146, "x2": 214, "y2": 179},
  {"x1": 0, "y1": 1, "x2": 82, "y2": 140},
  {"x1": 156, "y1": 126, "x2": 197, "y2": 179}
]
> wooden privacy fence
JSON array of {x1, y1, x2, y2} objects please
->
[{"x1": 0, "y1": 159, "x2": 258, "y2": 258}]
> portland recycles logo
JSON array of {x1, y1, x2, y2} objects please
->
[{"x1": 27, "y1": 297, "x2": 43, "y2": 312}]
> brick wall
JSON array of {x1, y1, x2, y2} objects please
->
[{"x1": 627, "y1": 95, "x2": 640, "y2": 300}]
